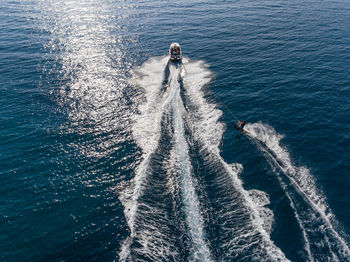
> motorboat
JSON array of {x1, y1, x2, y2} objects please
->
[{"x1": 169, "y1": 43, "x2": 182, "y2": 62}]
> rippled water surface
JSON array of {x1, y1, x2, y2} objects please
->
[{"x1": 1, "y1": 0, "x2": 350, "y2": 261}]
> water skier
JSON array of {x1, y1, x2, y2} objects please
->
[{"x1": 235, "y1": 120, "x2": 246, "y2": 132}]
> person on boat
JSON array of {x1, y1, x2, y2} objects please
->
[{"x1": 237, "y1": 120, "x2": 246, "y2": 130}]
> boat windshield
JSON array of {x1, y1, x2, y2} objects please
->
[{"x1": 171, "y1": 47, "x2": 180, "y2": 54}]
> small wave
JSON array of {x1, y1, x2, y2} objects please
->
[{"x1": 249, "y1": 189, "x2": 274, "y2": 235}]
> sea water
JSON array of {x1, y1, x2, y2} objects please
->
[{"x1": 1, "y1": 0, "x2": 350, "y2": 261}]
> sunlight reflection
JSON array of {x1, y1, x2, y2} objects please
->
[{"x1": 37, "y1": 0, "x2": 140, "y2": 159}]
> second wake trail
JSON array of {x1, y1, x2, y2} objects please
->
[{"x1": 245, "y1": 122, "x2": 350, "y2": 261}]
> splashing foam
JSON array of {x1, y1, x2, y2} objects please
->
[
  {"x1": 249, "y1": 189, "x2": 274, "y2": 235},
  {"x1": 131, "y1": 57, "x2": 170, "y2": 154},
  {"x1": 182, "y1": 61, "x2": 288, "y2": 261},
  {"x1": 246, "y1": 123, "x2": 329, "y2": 213},
  {"x1": 120, "y1": 58, "x2": 212, "y2": 261},
  {"x1": 181, "y1": 59, "x2": 224, "y2": 154},
  {"x1": 119, "y1": 56, "x2": 172, "y2": 260},
  {"x1": 170, "y1": 64, "x2": 213, "y2": 261},
  {"x1": 245, "y1": 122, "x2": 350, "y2": 260}
]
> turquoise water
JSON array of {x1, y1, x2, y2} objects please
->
[{"x1": 1, "y1": 0, "x2": 350, "y2": 261}]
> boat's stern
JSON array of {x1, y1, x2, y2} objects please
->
[{"x1": 169, "y1": 43, "x2": 182, "y2": 62}]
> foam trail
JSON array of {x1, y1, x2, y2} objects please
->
[
  {"x1": 182, "y1": 60, "x2": 289, "y2": 261},
  {"x1": 245, "y1": 122, "x2": 350, "y2": 260},
  {"x1": 131, "y1": 57, "x2": 171, "y2": 154},
  {"x1": 249, "y1": 136, "x2": 313, "y2": 261},
  {"x1": 279, "y1": 179, "x2": 313, "y2": 261},
  {"x1": 170, "y1": 64, "x2": 213, "y2": 261},
  {"x1": 220, "y1": 159, "x2": 289, "y2": 261},
  {"x1": 120, "y1": 58, "x2": 212, "y2": 261},
  {"x1": 249, "y1": 189, "x2": 275, "y2": 235},
  {"x1": 119, "y1": 57, "x2": 176, "y2": 260}
]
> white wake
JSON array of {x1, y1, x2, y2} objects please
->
[
  {"x1": 182, "y1": 60, "x2": 289, "y2": 261},
  {"x1": 119, "y1": 57, "x2": 172, "y2": 260},
  {"x1": 120, "y1": 57, "x2": 293, "y2": 261},
  {"x1": 119, "y1": 58, "x2": 212, "y2": 261},
  {"x1": 169, "y1": 64, "x2": 213, "y2": 261},
  {"x1": 245, "y1": 122, "x2": 350, "y2": 261}
]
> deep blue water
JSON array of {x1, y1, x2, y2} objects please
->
[{"x1": 1, "y1": 0, "x2": 350, "y2": 261}]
